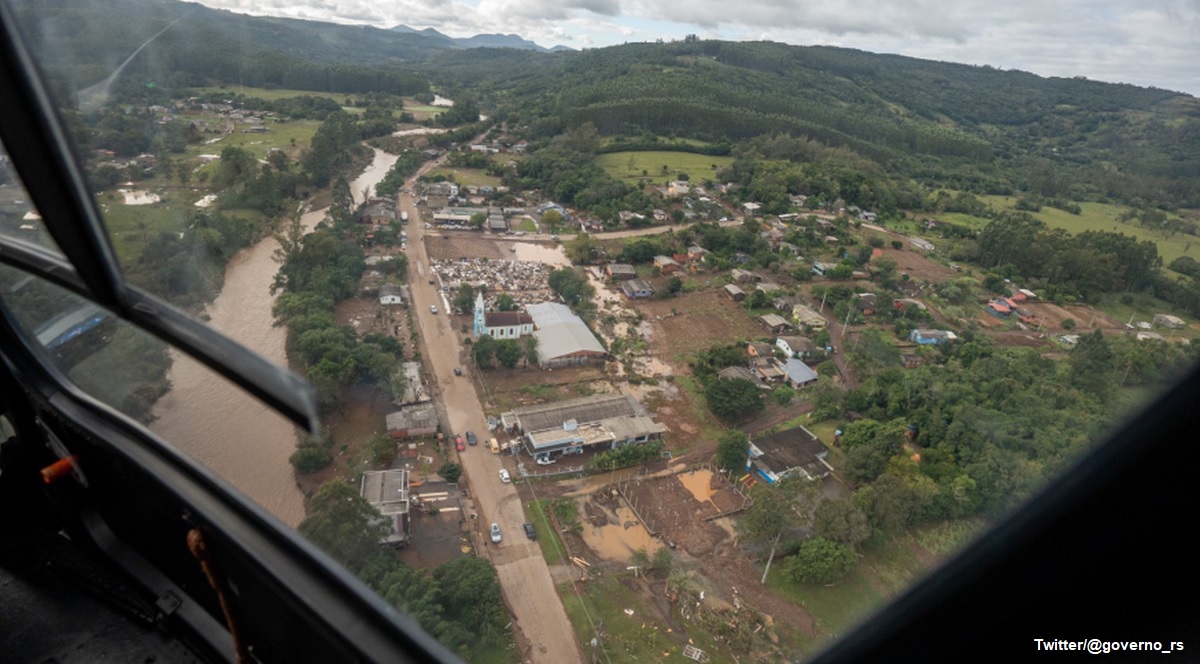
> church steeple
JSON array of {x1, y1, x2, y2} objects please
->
[{"x1": 473, "y1": 290, "x2": 486, "y2": 337}]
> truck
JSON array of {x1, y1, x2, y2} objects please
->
[{"x1": 400, "y1": 210, "x2": 409, "y2": 223}]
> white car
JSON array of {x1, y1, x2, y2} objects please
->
[
  {"x1": 490, "y1": 523, "x2": 502, "y2": 543},
  {"x1": 499, "y1": 469, "x2": 511, "y2": 483},
  {"x1": 430, "y1": 305, "x2": 438, "y2": 314}
]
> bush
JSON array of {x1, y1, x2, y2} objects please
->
[
  {"x1": 1062, "y1": 318, "x2": 1077, "y2": 330},
  {"x1": 891, "y1": 240, "x2": 903, "y2": 250},
  {"x1": 290, "y1": 443, "x2": 332, "y2": 474},
  {"x1": 438, "y1": 461, "x2": 463, "y2": 483},
  {"x1": 785, "y1": 537, "x2": 857, "y2": 584}
]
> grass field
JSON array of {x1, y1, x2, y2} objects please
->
[
  {"x1": 767, "y1": 532, "x2": 930, "y2": 639},
  {"x1": 525, "y1": 500, "x2": 567, "y2": 566},
  {"x1": 194, "y1": 85, "x2": 346, "y2": 103},
  {"x1": 426, "y1": 168, "x2": 501, "y2": 188},
  {"x1": 182, "y1": 119, "x2": 321, "y2": 160},
  {"x1": 595, "y1": 151, "x2": 735, "y2": 185},
  {"x1": 977, "y1": 195, "x2": 1198, "y2": 267}
]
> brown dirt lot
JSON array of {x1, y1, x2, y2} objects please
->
[
  {"x1": 621, "y1": 470, "x2": 747, "y2": 557},
  {"x1": 639, "y1": 288, "x2": 768, "y2": 364},
  {"x1": 1023, "y1": 301, "x2": 1123, "y2": 331},
  {"x1": 876, "y1": 246, "x2": 961, "y2": 284},
  {"x1": 423, "y1": 232, "x2": 509, "y2": 261}
]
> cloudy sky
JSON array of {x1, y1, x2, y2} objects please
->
[{"x1": 193, "y1": 0, "x2": 1200, "y2": 95}]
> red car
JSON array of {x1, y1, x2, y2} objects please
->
[{"x1": 455, "y1": 435, "x2": 465, "y2": 451}]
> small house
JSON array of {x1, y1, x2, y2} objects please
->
[
  {"x1": 718, "y1": 366, "x2": 765, "y2": 388},
  {"x1": 759, "y1": 314, "x2": 793, "y2": 334},
  {"x1": 792, "y1": 304, "x2": 827, "y2": 330},
  {"x1": 1154, "y1": 314, "x2": 1185, "y2": 329},
  {"x1": 620, "y1": 279, "x2": 655, "y2": 299},
  {"x1": 379, "y1": 283, "x2": 406, "y2": 306},
  {"x1": 724, "y1": 284, "x2": 746, "y2": 302},
  {"x1": 653, "y1": 255, "x2": 681, "y2": 274},
  {"x1": 776, "y1": 336, "x2": 816, "y2": 359},
  {"x1": 752, "y1": 356, "x2": 786, "y2": 383},
  {"x1": 731, "y1": 268, "x2": 761, "y2": 284},
  {"x1": 605, "y1": 264, "x2": 637, "y2": 281},
  {"x1": 747, "y1": 342, "x2": 773, "y2": 357},
  {"x1": 781, "y1": 358, "x2": 819, "y2": 388},
  {"x1": 746, "y1": 426, "x2": 831, "y2": 483}
]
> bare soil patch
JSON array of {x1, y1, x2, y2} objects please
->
[
  {"x1": 423, "y1": 231, "x2": 508, "y2": 261},
  {"x1": 640, "y1": 288, "x2": 767, "y2": 363},
  {"x1": 877, "y1": 246, "x2": 960, "y2": 284}
]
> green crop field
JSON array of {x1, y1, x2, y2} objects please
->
[
  {"x1": 978, "y1": 195, "x2": 1199, "y2": 267},
  {"x1": 426, "y1": 168, "x2": 501, "y2": 188},
  {"x1": 595, "y1": 151, "x2": 734, "y2": 185},
  {"x1": 193, "y1": 85, "x2": 346, "y2": 103}
]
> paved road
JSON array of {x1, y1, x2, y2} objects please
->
[{"x1": 399, "y1": 180, "x2": 585, "y2": 664}]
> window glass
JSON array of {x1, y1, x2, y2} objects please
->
[{"x1": 0, "y1": 147, "x2": 65, "y2": 257}]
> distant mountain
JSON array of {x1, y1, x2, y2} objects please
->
[{"x1": 390, "y1": 24, "x2": 560, "y2": 52}]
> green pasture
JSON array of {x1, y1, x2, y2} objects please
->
[{"x1": 595, "y1": 151, "x2": 734, "y2": 184}]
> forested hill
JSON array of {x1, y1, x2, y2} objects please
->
[
  {"x1": 439, "y1": 40, "x2": 1200, "y2": 206},
  {"x1": 10, "y1": 0, "x2": 447, "y2": 95}
]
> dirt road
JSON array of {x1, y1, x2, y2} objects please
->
[{"x1": 400, "y1": 181, "x2": 585, "y2": 664}]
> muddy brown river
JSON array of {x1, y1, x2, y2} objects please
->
[{"x1": 150, "y1": 148, "x2": 397, "y2": 527}]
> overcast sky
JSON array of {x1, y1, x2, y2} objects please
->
[{"x1": 192, "y1": 0, "x2": 1200, "y2": 95}]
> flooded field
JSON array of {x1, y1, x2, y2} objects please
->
[
  {"x1": 677, "y1": 469, "x2": 717, "y2": 504},
  {"x1": 513, "y1": 242, "x2": 570, "y2": 266},
  {"x1": 580, "y1": 501, "x2": 661, "y2": 562}
]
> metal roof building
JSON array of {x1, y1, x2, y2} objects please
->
[
  {"x1": 500, "y1": 393, "x2": 667, "y2": 460},
  {"x1": 526, "y1": 302, "x2": 607, "y2": 368},
  {"x1": 360, "y1": 469, "x2": 411, "y2": 545}
]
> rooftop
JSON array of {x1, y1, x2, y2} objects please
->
[
  {"x1": 502, "y1": 393, "x2": 650, "y2": 433},
  {"x1": 361, "y1": 469, "x2": 410, "y2": 516},
  {"x1": 750, "y1": 426, "x2": 830, "y2": 480},
  {"x1": 527, "y1": 302, "x2": 606, "y2": 361}
]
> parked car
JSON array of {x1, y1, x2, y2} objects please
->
[
  {"x1": 466, "y1": 431, "x2": 477, "y2": 446},
  {"x1": 455, "y1": 435, "x2": 465, "y2": 451},
  {"x1": 535, "y1": 456, "x2": 556, "y2": 465},
  {"x1": 523, "y1": 523, "x2": 537, "y2": 540},
  {"x1": 430, "y1": 305, "x2": 438, "y2": 314},
  {"x1": 490, "y1": 523, "x2": 502, "y2": 543},
  {"x1": 488, "y1": 438, "x2": 500, "y2": 453},
  {"x1": 454, "y1": 367, "x2": 462, "y2": 376},
  {"x1": 499, "y1": 469, "x2": 511, "y2": 483}
]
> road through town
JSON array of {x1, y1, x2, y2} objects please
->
[{"x1": 399, "y1": 168, "x2": 585, "y2": 664}]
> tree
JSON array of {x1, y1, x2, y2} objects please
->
[
  {"x1": 715, "y1": 429, "x2": 750, "y2": 472},
  {"x1": 813, "y1": 499, "x2": 871, "y2": 548},
  {"x1": 468, "y1": 212, "x2": 486, "y2": 230},
  {"x1": 522, "y1": 334, "x2": 540, "y2": 368},
  {"x1": 541, "y1": 209, "x2": 564, "y2": 233},
  {"x1": 841, "y1": 419, "x2": 907, "y2": 484},
  {"x1": 298, "y1": 480, "x2": 390, "y2": 571},
  {"x1": 472, "y1": 334, "x2": 496, "y2": 367},
  {"x1": 650, "y1": 547, "x2": 673, "y2": 576},
  {"x1": 784, "y1": 537, "x2": 856, "y2": 584},
  {"x1": 495, "y1": 339, "x2": 522, "y2": 368},
  {"x1": 432, "y1": 558, "x2": 509, "y2": 645},
  {"x1": 495, "y1": 293, "x2": 517, "y2": 311},
  {"x1": 666, "y1": 276, "x2": 684, "y2": 295},
  {"x1": 453, "y1": 283, "x2": 476, "y2": 314},
  {"x1": 564, "y1": 232, "x2": 598, "y2": 264},
  {"x1": 547, "y1": 267, "x2": 595, "y2": 310},
  {"x1": 438, "y1": 461, "x2": 463, "y2": 483},
  {"x1": 703, "y1": 378, "x2": 765, "y2": 420},
  {"x1": 772, "y1": 384, "x2": 796, "y2": 405}
]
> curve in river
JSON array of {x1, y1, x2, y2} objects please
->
[{"x1": 151, "y1": 148, "x2": 398, "y2": 528}]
